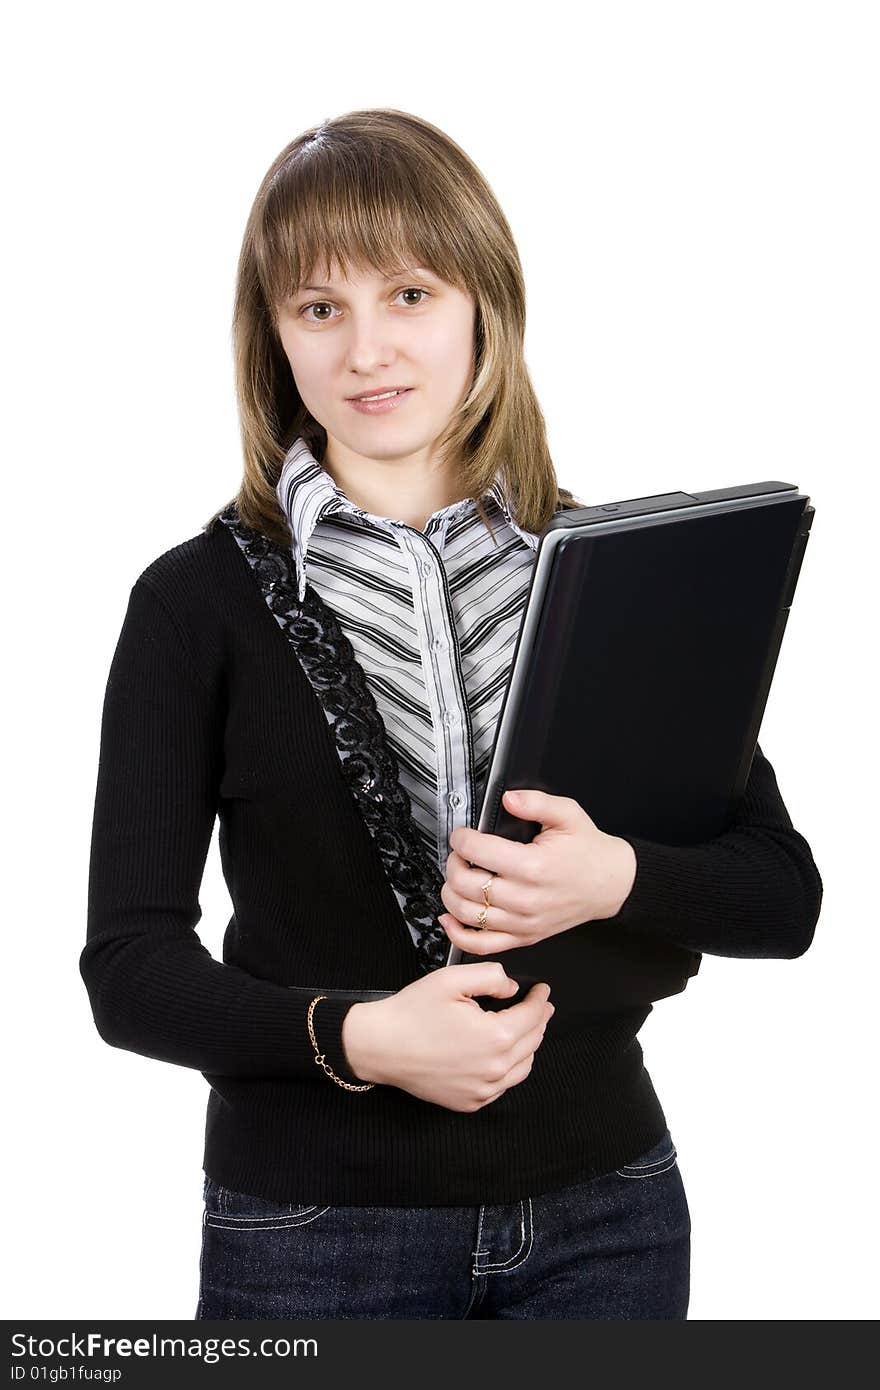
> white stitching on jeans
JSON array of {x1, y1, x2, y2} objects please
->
[
  {"x1": 619, "y1": 1145, "x2": 676, "y2": 1170},
  {"x1": 209, "y1": 1206, "x2": 320, "y2": 1219},
  {"x1": 615, "y1": 1154, "x2": 678, "y2": 1178},
  {"x1": 204, "y1": 1205, "x2": 331, "y2": 1230},
  {"x1": 476, "y1": 1199, "x2": 534, "y2": 1273},
  {"x1": 472, "y1": 1205, "x2": 488, "y2": 1276}
]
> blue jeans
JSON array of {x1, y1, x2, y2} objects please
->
[{"x1": 195, "y1": 1127, "x2": 690, "y2": 1320}]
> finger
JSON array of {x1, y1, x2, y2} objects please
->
[
  {"x1": 507, "y1": 1012, "x2": 552, "y2": 1065},
  {"x1": 441, "y1": 916, "x2": 526, "y2": 955},
  {"x1": 487, "y1": 1032, "x2": 546, "y2": 1103},
  {"x1": 503, "y1": 981, "x2": 553, "y2": 1028},
  {"x1": 451, "y1": 828, "x2": 541, "y2": 880},
  {"x1": 445, "y1": 850, "x2": 535, "y2": 913},
  {"x1": 482, "y1": 1055, "x2": 534, "y2": 1105},
  {"x1": 440, "y1": 884, "x2": 533, "y2": 936}
]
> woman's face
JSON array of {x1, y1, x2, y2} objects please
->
[{"x1": 275, "y1": 260, "x2": 477, "y2": 468}]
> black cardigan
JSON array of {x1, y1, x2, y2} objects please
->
[{"x1": 79, "y1": 508, "x2": 823, "y2": 1206}]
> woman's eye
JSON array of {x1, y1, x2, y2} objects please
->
[{"x1": 299, "y1": 287, "x2": 430, "y2": 322}]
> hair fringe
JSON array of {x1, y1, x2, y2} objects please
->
[{"x1": 204, "y1": 108, "x2": 585, "y2": 543}]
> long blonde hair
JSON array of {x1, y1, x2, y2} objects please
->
[{"x1": 205, "y1": 108, "x2": 585, "y2": 546}]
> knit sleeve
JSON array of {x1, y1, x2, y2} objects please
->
[
  {"x1": 605, "y1": 742, "x2": 823, "y2": 958},
  {"x1": 79, "y1": 577, "x2": 368, "y2": 1084}
]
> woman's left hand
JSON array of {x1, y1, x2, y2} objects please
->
[{"x1": 438, "y1": 788, "x2": 638, "y2": 954}]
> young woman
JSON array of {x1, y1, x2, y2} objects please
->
[{"x1": 80, "y1": 109, "x2": 822, "y2": 1320}]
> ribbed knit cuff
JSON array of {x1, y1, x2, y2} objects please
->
[
  {"x1": 606, "y1": 829, "x2": 801, "y2": 956},
  {"x1": 308, "y1": 995, "x2": 368, "y2": 1087},
  {"x1": 606, "y1": 834, "x2": 688, "y2": 933}
]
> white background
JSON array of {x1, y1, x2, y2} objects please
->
[{"x1": 4, "y1": 0, "x2": 877, "y2": 1321}]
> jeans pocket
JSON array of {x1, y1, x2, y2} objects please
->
[
  {"x1": 614, "y1": 1129, "x2": 678, "y2": 1179},
  {"x1": 203, "y1": 1176, "x2": 331, "y2": 1230}
]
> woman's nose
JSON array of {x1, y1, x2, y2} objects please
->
[{"x1": 344, "y1": 314, "x2": 399, "y2": 367}]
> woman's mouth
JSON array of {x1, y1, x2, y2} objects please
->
[{"x1": 347, "y1": 388, "x2": 414, "y2": 415}]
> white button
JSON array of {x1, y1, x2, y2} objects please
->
[
  {"x1": 448, "y1": 791, "x2": 463, "y2": 808},
  {"x1": 432, "y1": 637, "x2": 446, "y2": 652},
  {"x1": 442, "y1": 709, "x2": 459, "y2": 725},
  {"x1": 420, "y1": 559, "x2": 432, "y2": 577}
]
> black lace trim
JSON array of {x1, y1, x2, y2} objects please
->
[{"x1": 216, "y1": 503, "x2": 449, "y2": 974}]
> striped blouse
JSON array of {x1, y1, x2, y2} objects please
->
[{"x1": 275, "y1": 437, "x2": 540, "y2": 911}]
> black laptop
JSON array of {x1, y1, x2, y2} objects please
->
[{"x1": 446, "y1": 480, "x2": 815, "y2": 1025}]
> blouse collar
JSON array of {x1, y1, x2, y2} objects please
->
[{"x1": 276, "y1": 436, "x2": 539, "y2": 603}]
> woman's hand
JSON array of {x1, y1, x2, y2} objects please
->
[
  {"x1": 438, "y1": 788, "x2": 638, "y2": 956},
  {"x1": 342, "y1": 964, "x2": 555, "y2": 1112}
]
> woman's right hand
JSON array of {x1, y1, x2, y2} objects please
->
[{"x1": 341, "y1": 964, "x2": 555, "y2": 1112}]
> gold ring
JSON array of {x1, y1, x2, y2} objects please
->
[{"x1": 476, "y1": 871, "x2": 496, "y2": 929}]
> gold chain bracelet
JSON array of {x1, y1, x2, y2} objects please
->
[{"x1": 307, "y1": 995, "x2": 376, "y2": 1091}]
